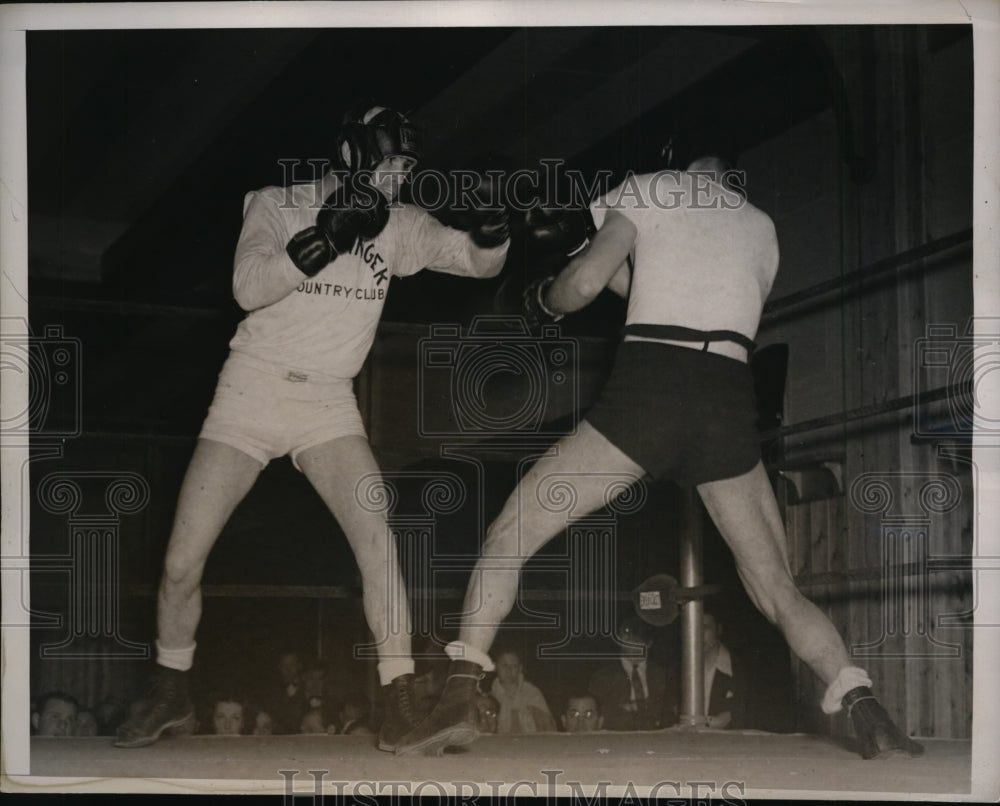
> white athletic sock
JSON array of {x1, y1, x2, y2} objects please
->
[
  {"x1": 821, "y1": 665, "x2": 873, "y2": 714},
  {"x1": 156, "y1": 640, "x2": 196, "y2": 672},
  {"x1": 377, "y1": 658, "x2": 415, "y2": 687},
  {"x1": 444, "y1": 640, "x2": 495, "y2": 672}
]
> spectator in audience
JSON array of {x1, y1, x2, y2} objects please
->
[
  {"x1": 344, "y1": 721, "x2": 375, "y2": 737},
  {"x1": 212, "y1": 697, "x2": 245, "y2": 736},
  {"x1": 704, "y1": 611, "x2": 744, "y2": 729},
  {"x1": 269, "y1": 650, "x2": 308, "y2": 734},
  {"x1": 474, "y1": 692, "x2": 500, "y2": 735},
  {"x1": 338, "y1": 690, "x2": 374, "y2": 736},
  {"x1": 74, "y1": 709, "x2": 99, "y2": 737},
  {"x1": 588, "y1": 616, "x2": 675, "y2": 731},
  {"x1": 300, "y1": 706, "x2": 335, "y2": 735},
  {"x1": 94, "y1": 698, "x2": 126, "y2": 736},
  {"x1": 32, "y1": 691, "x2": 79, "y2": 737},
  {"x1": 489, "y1": 649, "x2": 557, "y2": 734},
  {"x1": 561, "y1": 693, "x2": 604, "y2": 733},
  {"x1": 252, "y1": 710, "x2": 273, "y2": 736},
  {"x1": 302, "y1": 660, "x2": 328, "y2": 712}
]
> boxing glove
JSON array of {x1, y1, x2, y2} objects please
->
[
  {"x1": 286, "y1": 184, "x2": 388, "y2": 276},
  {"x1": 470, "y1": 208, "x2": 510, "y2": 248},
  {"x1": 442, "y1": 170, "x2": 511, "y2": 248},
  {"x1": 524, "y1": 204, "x2": 595, "y2": 259},
  {"x1": 344, "y1": 172, "x2": 390, "y2": 240}
]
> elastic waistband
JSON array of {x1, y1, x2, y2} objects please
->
[
  {"x1": 623, "y1": 324, "x2": 755, "y2": 352},
  {"x1": 227, "y1": 350, "x2": 350, "y2": 385}
]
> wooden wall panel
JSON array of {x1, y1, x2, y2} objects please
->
[{"x1": 776, "y1": 28, "x2": 973, "y2": 742}]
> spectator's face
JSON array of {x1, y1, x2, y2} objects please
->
[
  {"x1": 74, "y1": 711, "x2": 98, "y2": 737},
  {"x1": 495, "y1": 653, "x2": 522, "y2": 689},
  {"x1": 563, "y1": 696, "x2": 602, "y2": 733},
  {"x1": 475, "y1": 697, "x2": 498, "y2": 734},
  {"x1": 279, "y1": 653, "x2": 302, "y2": 684},
  {"x1": 703, "y1": 615, "x2": 720, "y2": 653},
  {"x1": 213, "y1": 701, "x2": 244, "y2": 736},
  {"x1": 34, "y1": 698, "x2": 78, "y2": 736},
  {"x1": 253, "y1": 712, "x2": 273, "y2": 736},
  {"x1": 303, "y1": 668, "x2": 324, "y2": 699},
  {"x1": 300, "y1": 710, "x2": 325, "y2": 734}
]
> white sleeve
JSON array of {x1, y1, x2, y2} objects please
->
[
  {"x1": 394, "y1": 206, "x2": 508, "y2": 279},
  {"x1": 232, "y1": 190, "x2": 307, "y2": 311}
]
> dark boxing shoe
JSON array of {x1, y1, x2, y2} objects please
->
[
  {"x1": 845, "y1": 686, "x2": 925, "y2": 759},
  {"x1": 394, "y1": 660, "x2": 482, "y2": 756},
  {"x1": 377, "y1": 673, "x2": 419, "y2": 752},
  {"x1": 113, "y1": 666, "x2": 194, "y2": 748}
]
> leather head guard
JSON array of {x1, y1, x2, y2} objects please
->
[{"x1": 338, "y1": 105, "x2": 422, "y2": 173}]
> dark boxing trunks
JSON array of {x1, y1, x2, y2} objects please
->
[{"x1": 585, "y1": 341, "x2": 760, "y2": 486}]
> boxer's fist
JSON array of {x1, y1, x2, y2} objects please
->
[
  {"x1": 524, "y1": 204, "x2": 595, "y2": 259},
  {"x1": 442, "y1": 171, "x2": 511, "y2": 248},
  {"x1": 286, "y1": 226, "x2": 334, "y2": 277},
  {"x1": 286, "y1": 182, "x2": 388, "y2": 276},
  {"x1": 470, "y1": 207, "x2": 510, "y2": 248}
]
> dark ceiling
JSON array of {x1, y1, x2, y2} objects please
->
[{"x1": 25, "y1": 25, "x2": 898, "y2": 436}]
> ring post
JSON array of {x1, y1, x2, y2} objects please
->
[{"x1": 678, "y1": 488, "x2": 707, "y2": 727}]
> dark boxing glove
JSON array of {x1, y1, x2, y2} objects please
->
[
  {"x1": 286, "y1": 182, "x2": 389, "y2": 276},
  {"x1": 344, "y1": 173, "x2": 390, "y2": 240},
  {"x1": 471, "y1": 208, "x2": 510, "y2": 248},
  {"x1": 524, "y1": 204, "x2": 596, "y2": 260},
  {"x1": 448, "y1": 171, "x2": 511, "y2": 248}
]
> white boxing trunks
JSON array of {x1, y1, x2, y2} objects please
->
[{"x1": 198, "y1": 352, "x2": 368, "y2": 470}]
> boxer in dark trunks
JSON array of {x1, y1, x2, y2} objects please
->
[{"x1": 396, "y1": 149, "x2": 923, "y2": 762}]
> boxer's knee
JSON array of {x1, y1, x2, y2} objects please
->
[{"x1": 162, "y1": 549, "x2": 204, "y2": 596}]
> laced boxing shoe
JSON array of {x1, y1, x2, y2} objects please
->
[
  {"x1": 113, "y1": 666, "x2": 194, "y2": 748},
  {"x1": 844, "y1": 686, "x2": 925, "y2": 759},
  {"x1": 377, "y1": 673, "x2": 420, "y2": 752},
  {"x1": 393, "y1": 660, "x2": 482, "y2": 756}
]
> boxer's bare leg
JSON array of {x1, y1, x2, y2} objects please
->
[
  {"x1": 116, "y1": 439, "x2": 262, "y2": 747},
  {"x1": 297, "y1": 435, "x2": 416, "y2": 750},
  {"x1": 697, "y1": 460, "x2": 849, "y2": 684},
  {"x1": 158, "y1": 440, "x2": 263, "y2": 647},
  {"x1": 458, "y1": 420, "x2": 645, "y2": 654},
  {"x1": 698, "y1": 461, "x2": 922, "y2": 757},
  {"x1": 396, "y1": 421, "x2": 644, "y2": 755},
  {"x1": 297, "y1": 435, "x2": 412, "y2": 665}
]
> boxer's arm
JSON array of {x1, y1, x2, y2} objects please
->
[
  {"x1": 233, "y1": 191, "x2": 309, "y2": 311},
  {"x1": 405, "y1": 206, "x2": 508, "y2": 279},
  {"x1": 606, "y1": 257, "x2": 632, "y2": 298},
  {"x1": 545, "y1": 210, "x2": 636, "y2": 313}
]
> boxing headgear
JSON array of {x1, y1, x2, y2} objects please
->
[
  {"x1": 337, "y1": 106, "x2": 422, "y2": 174},
  {"x1": 661, "y1": 123, "x2": 738, "y2": 172}
]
